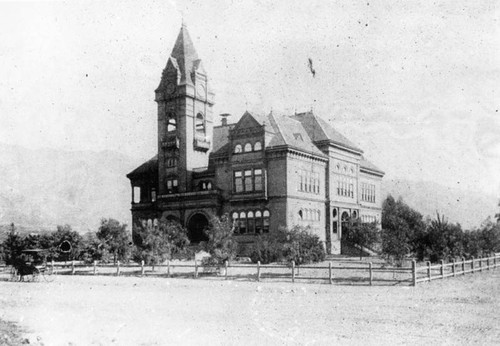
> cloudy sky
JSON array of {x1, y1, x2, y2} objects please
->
[{"x1": 0, "y1": 0, "x2": 499, "y2": 195}]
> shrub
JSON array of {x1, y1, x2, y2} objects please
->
[
  {"x1": 342, "y1": 218, "x2": 380, "y2": 260},
  {"x1": 250, "y1": 225, "x2": 325, "y2": 265},
  {"x1": 203, "y1": 214, "x2": 238, "y2": 267}
]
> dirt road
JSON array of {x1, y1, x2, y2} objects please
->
[{"x1": 1, "y1": 270, "x2": 499, "y2": 345}]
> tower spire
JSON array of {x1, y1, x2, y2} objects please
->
[{"x1": 170, "y1": 25, "x2": 199, "y2": 85}]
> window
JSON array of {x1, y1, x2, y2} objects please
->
[
  {"x1": 254, "y1": 141, "x2": 262, "y2": 151},
  {"x1": 244, "y1": 143, "x2": 252, "y2": 152},
  {"x1": 298, "y1": 210, "x2": 303, "y2": 220},
  {"x1": 233, "y1": 168, "x2": 265, "y2": 193},
  {"x1": 239, "y1": 212, "x2": 247, "y2": 234},
  {"x1": 166, "y1": 157, "x2": 177, "y2": 167},
  {"x1": 254, "y1": 169, "x2": 263, "y2": 191},
  {"x1": 199, "y1": 181, "x2": 213, "y2": 191},
  {"x1": 133, "y1": 186, "x2": 141, "y2": 203},
  {"x1": 231, "y1": 209, "x2": 270, "y2": 234},
  {"x1": 196, "y1": 113, "x2": 205, "y2": 135},
  {"x1": 244, "y1": 170, "x2": 252, "y2": 191},
  {"x1": 166, "y1": 179, "x2": 178, "y2": 193},
  {"x1": 151, "y1": 188, "x2": 156, "y2": 202},
  {"x1": 298, "y1": 169, "x2": 320, "y2": 194},
  {"x1": 337, "y1": 177, "x2": 354, "y2": 198},
  {"x1": 234, "y1": 144, "x2": 242, "y2": 153},
  {"x1": 166, "y1": 113, "x2": 176, "y2": 132},
  {"x1": 234, "y1": 171, "x2": 243, "y2": 192},
  {"x1": 361, "y1": 183, "x2": 376, "y2": 203}
]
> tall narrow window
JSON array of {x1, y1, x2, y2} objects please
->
[
  {"x1": 263, "y1": 210, "x2": 270, "y2": 233},
  {"x1": 232, "y1": 212, "x2": 239, "y2": 233},
  {"x1": 167, "y1": 113, "x2": 176, "y2": 132},
  {"x1": 254, "y1": 169, "x2": 263, "y2": 191},
  {"x1": 255, "y1": 211, "x2": 263, "y2": 233},
  {"x1": 133, "y1": 186, "x2": 141, "y2": 203},
  {"x1": 244, "y1": 169, "x2": 252, "y2": 192},
  {"x1": 234, "y1": 171, "x2": 243, "y2": 192},
  {"x1": 151, "y1": 188, "x2": 156, "y2": 202},
  {"x1": 247, "y1": 211, "x2": 255, "y2": 234},
  {"x1": 196, "y1": 113, "x2": 205, "y2": 135},
  {"x1": 239, "y1": 212, "x2": 247, "y2": 234}
]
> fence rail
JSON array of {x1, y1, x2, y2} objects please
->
[{"x1": 2, "y1": 254, "x2": 498, "y2": 286}]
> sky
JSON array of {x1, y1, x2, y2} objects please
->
[{"x1": 0, "y1": 0, "x2": 499, "y2": 196}]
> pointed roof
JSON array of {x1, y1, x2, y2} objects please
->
[
  {"x1": 170, "y1": 25, "x2": 200, "y2": 84},
  {"x1": 291, "y1": 112, "x2": 363, "y2": 154},
  {"x1": 126, "y1": 155, "x2": 158, "y2": 179}
]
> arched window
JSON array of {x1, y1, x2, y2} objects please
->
[
  {"x1": 247, "y1": 211, "x2": 255, "y2": 233},
  {"x1": 196, "y1": 113, "x2": 205, "y2": 135},
  {"x1": 153, "y1": 218, "x2": 158, "y2": 227},
  {"x1": 255, "y1": 211, "x2": 263, "y2": 234},
  {"x1": 206, "y1": 181, "x2": 212, "y2": 190},
  {"x1": 263, "y1": 210, "x2": 270, "y2": 233},
  {"x1": 239, "y1": 211, "x2": 247, "y2": 234},
  {"x1": 234, "y1": 144, "x2": 242, "y2": 154},
  {"x1": 332, "y1": 208, "x2": 338, "y2": 219},
  {"x1": 254, "y1": 141, "x2": 262, "y2": 151},
  {"x1": 352, "y1": 210, "x2": 358, "y2": 219},
  {"x1": 244, "y1": 143, "x2": 252, "y2": 152},
  {"x1": 167, "y1": 113, "x2": 176, "y2": 132},
  {"x1": 298, "y1": 210, "x2": 303, "y2": 220},
  {"x1": 317, "y1": 210, "x2": 320, "y2": 221},
  {"x1": 232, "y1": 212, "x2": 239, "y2": 233}
]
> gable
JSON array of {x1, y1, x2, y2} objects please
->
[{"x1": 231, "y1": 111, "x2": 265, "y2": 133}]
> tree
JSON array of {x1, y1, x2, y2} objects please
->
[
  {"x1": 96, "y1": 219, "x2": 131, "y2": 264},
  {"x1": 52, "y1": 225, "x2": 84, "y2": 261},
  {"x1": 422, "y1": 213, "x2": 464, "y2": 262},
  {"x1": 203, "y1": 214, "x2": 238, "y2": 266},
  {"x1": 250, "y1": 225, "x2": 326, "y2": 265},
  {"x1": 381, "y1": 195, "x2": 426, "y2": 262},
  {"x1": 1, "y1": 223, "x2": 24, "y2": 265},
  {"x1": 133, "y1": 218, "x2": 189, "y2": 266},
  {"x1": 342, "y1": 218, "x2": 380, "y2": 260}
]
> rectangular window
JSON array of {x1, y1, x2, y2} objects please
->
[
  {"x1": 166, "y1": 179, "x2": 179, "y2": 193},
  {"x1": 234, "y1": 171, "x2": 243, "y2": 192},
  {"x1": 244, "y1": 169, "x2": 253, "y2": 191},
  {"x1": 254, "y1": 169, "x2": 263, "y2": 191}
]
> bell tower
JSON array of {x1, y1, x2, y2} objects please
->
[{"x1": 155, "y1": 24, "x2": 215, "y2": 195}]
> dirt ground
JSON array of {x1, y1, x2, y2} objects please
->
[{"x1": 0, "y1": 269, "x2": 499, "y2": 345}]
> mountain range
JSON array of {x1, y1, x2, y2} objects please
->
[{"x1": 0, "y1": 142, "x2": 497, "y2": 233}]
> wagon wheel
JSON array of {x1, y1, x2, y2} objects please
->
[{"x1": 41, "y1": 266, "x2": 55, "y2": 282}]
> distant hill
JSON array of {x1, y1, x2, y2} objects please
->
[
  {"x1": 0, "y1": 142, "x2": 139, "y2": 233},
  {"x1": 0, "y1": 143, "x2": 496, "y2": 234},
  {"x1": 381, "y1": 178, "x2": 497, "y2": 230}
]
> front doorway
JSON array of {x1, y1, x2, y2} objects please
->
[{"x1": 187, "y1": 213, "x2": 209, "y2": 243}]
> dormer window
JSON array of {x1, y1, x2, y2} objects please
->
[
  {"x1": 254, "y1": 141, "x2": 262, "y2": 151},
  {"x1": 244, "y1": 143, "x2": 252, "y2": 152}
]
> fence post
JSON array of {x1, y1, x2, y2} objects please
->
[
  {"x1": 51, "y1": 260, "x2": 55, "y2": 275},
  {"x1": 329, "y1": 262, "x2": 333, "y2": 285},
  {"x1": 369, "y1": 262, "x2": 373, "y2": 286},
  {"x1": 412, "y1": 260, "x2": 417, "y2": 286},
  {"x1": 440, "y1": 260, "x2": 444, "y2": 279},
  {"x1": 292, "y1": 261, "x2": 295, "y2": 283},
  {"x1": 479, "y1": 256, "x2": 483, "y2": 272},
  {"x1": 487, "y1": 257, "x2": 490, "y2": 270},
  {"x1": 224, "y1": 261, "x2": 228, "y2": 280},
  {"x1": 71, "y1": 260, "x2": 75, "y2": 275},
  {"x1": 141, "y1": 260, "x2": 145, "y2": 277},
  {"x1": 116, "y1": 261, "x2": 120, "y2": 276},
  {"x1": 462, "y1": 257, "x2": 465, "y2": 275},
  {"x1": 471, "y1": 256, "x2": 475, "y2": 273},
  {"x1": 452, "y1": 259, "x2": 456, "y2": 277},
  {"x1": 167, "y1": 260, "x2": 170, "y2": 277},
  {"x1": 93, "y1": 260, "x2": 97, "y2": 275},
  {"x1": 427, "y1": 261, "x2": 431, "y2": 281},
  {"x1": 494, "y1": 255, "x2": 497, "y2": 269},
  {"x1": 194, "y1": 260, "x2": 198, "y2": 278},
  {"x1": 257, "y1": 261, "x2": 261, "y2": 282}
]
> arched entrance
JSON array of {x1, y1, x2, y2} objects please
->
[{"x1": 187, "y1": 213, "x2": 209, "y2": 243}]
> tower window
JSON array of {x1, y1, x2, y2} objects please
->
[
  {"x1": 166, "y1": 179, "x2": 179, "y2": 193},
  {"x1": 234, "y1": 144, "x2": 242, "y2": 154},
  {"x1": 196, "y1": 113, "x2": 205, "y2": 135},
  {"x1": 244, "y1": 143, "x2": 252, "y2": 152},
  {"x1": 254, "y1": 141, "x2": 262, "y2": 151},
  {"x1": 167, "y1": 113, "x2": 177, "y2": 132}
]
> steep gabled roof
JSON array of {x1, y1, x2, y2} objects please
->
[
  {"x1": 268, "y1": 113, "x2": 326, "y2": 158},
  {"x1": 360, "y1": 156, "x2": 385, "y2": 176},
  {"x1": 126, "y1": 155, "x2": 158, "y2": 179},
  {"x1": 292, "y1": 112, "x2": 363, "y2": 154}
]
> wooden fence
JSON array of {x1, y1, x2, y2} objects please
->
[{"x1": 3, "y1": 254, "x2": 498, "y2": 286}]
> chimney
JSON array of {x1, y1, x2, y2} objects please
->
[{"x1": 220, "y1": 113, "x2": 231, "y2": 126}]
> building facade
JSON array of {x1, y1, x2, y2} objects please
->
[{"x1": 127, "y1": 25, "x2": 384, "y2": 254}]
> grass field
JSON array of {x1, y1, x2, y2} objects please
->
[{"x1": 0, "y1": 268, "x2": 499, "y2": 345}]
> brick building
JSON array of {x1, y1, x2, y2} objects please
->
[{"x1": 127, "y1": 25, "x2": 384, "y2": 254}]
